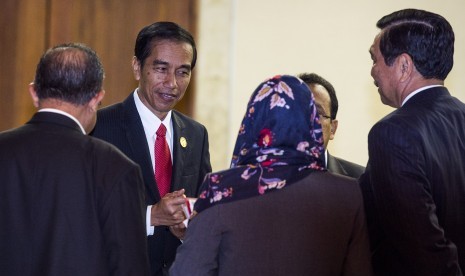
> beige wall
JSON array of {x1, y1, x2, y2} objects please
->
[{"x1": 195, "y1": 0, "x2": 465, "y2": 171}]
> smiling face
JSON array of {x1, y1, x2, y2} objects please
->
[
  {"x1": 133, "y1": 39, "x2": 193, "y2": 120},
  {"x1": 369, "y1": 33, "x2": 401, "y2": 108}
]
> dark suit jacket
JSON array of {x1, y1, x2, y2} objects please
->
[
  {"x1": 171, "y1": 171, "x2": 373, "y2": 276},
  {"x1": 0, "y1": 112, "x2": 149, "y2": 276},
  {"x1": 91, "y1": 93, "x2": 212, "y2": 275},
  {"x1": 359, "y1": 87, "x2": 465, "y2": 275},
  {"x1": 327, "y1": 151, "x2": 365, "y2": 179}
]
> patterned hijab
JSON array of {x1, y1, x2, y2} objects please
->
[{"x1": 194, "y1": 75, "x2": 325, "y2": 213}]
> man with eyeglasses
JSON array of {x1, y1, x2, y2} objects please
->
[{"x1": 299, "y1": 72, "x2": 365, "y2": 178}]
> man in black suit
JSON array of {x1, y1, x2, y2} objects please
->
[
  {"x1": 91, "y1": 22, "x2": 212, "y2": 275},
  {"x1": 0, "y1": 43, "x2": 149, "y2": 275},
  {"x1": 299, "y1": 72, "x2": 365, "y2": 178},
  {"x1": 360, "y1": 9, "x2": 465, "y2": 275}
]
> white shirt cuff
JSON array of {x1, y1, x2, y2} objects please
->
[{"x1": 146, "y1": 205, "x2": 154, "y2": 236}]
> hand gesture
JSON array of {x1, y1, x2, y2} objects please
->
[{"x1": 150, "y1": 189, "x2": 186, "y2": 226}]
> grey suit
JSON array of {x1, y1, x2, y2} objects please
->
[
  {"x1": 171, "y1": 171, "x2": 373, "y2": 276},
  {"x1": 0, "y1": 112, "x2": 149, "y2": 275},
  {"x1": 91, "y1": 92, "x2": 212, "y2": 274},
  {"x1": 327, "y1": 151, "x2": 365, "y2": 179}
]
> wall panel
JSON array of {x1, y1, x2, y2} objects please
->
[
  {"x1": 0, "y1": 0, "x2": 47, "y2": 130},
  {"x1": 0, "y1": 0, "x2": 198, "y2": 131}
]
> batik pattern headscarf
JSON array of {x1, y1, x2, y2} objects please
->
[{"x1": 194, "y1": 75, "x2": 325, "y2": 213}]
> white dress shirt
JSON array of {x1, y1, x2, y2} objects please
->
[{"x1": 133, "y1": 90, "x2": 173, "y2": 236}]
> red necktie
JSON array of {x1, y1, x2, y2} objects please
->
[{"x1": 155, "y1": 124, "x2": 172, "y2": 197}]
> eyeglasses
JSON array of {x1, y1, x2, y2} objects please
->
[{"x1": 318, "y1": 113, "x2": 332, "y2": 120}]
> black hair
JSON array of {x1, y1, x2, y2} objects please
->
[
  {"x1": 298, "y1": 73, "x2": 338, "y2": 120},
  {"x1": 377, "y1": 9, "x2": 454, "y2": 80},
  {"x1": 134, "y1": 21, "x2": 197, "y2": 69},
  {"x1": 34, "y1": 43, "x2": 104, "y2": 105}
]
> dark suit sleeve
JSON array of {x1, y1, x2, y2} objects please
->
[
  {"x1": 100, "y1": 164, "x2": 150, "y2": 275},
  {"x1": 170, "y1": 204, "x2": 220, "y2": 276},
  {"x1": 365, "y1": 121, "x2": 459, "y2": 275}
]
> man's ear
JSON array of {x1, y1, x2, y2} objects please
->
[
  {"x1": 398, "y1": 53, "x2": 414, "y2": 82},
  {"x1": 28, "y1": 82, "x2": 40, "y2": 108},
  {"x1": 132, "y1": 56, "x2": 141, "y2": 81},
  {"x1": 89, "y1": 90, "x2": 105, "y2": 112},
  {"x1": 329, "y1": 119, "x2": 338, "y2": 140}
]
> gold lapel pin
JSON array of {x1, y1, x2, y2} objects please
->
[{"x1": 180, "y1": 137, "x2": 187, "y2": 148}]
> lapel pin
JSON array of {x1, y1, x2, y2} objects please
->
[{"x1": 180, "y1": 137, "x2": 187, "y2": 148}]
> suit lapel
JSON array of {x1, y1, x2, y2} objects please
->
[
  {"x1": 122, "y1": 95, "x2": 159, "y2": 202},
  {"x1": 171, "y1": 111, "x2": 186, "y2": 192}
]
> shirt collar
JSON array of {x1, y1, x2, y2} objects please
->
[
  {"x1": 401, "y1": 85, "x2": 443, "y2": 106},
  {"x1": 133, "y1": 89, "x2": 173, "y2": 140},
  {"x1": 324, "y1": 150, "x2": 328, "y2": 168},
  {"x1": 38, "y1": 108, "x2": 86, "y2": 134}
]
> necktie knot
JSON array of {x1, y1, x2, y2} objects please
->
[{"x1": 156, "y1": 124, "x2": 167, "y2": 137}]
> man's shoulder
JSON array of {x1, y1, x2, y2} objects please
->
[
  {"x1": 327, "y1": 153, "x2": 365, "y2": 179},
  {"x1": 369, "y1": 110, "x2": 410, "y2": 141},
  {"x1": 336, "y1": 156, "x2": 365, "y2": 174},
  {"x1": 86, "y1": 134, "x2": 139, "y2": 167},
  {"x1": 172, "y1": 110, "x2": 206, "y2": 129},
  {"x1": 271, "y1": 171, "x2": 363, "y2": 208},
  {"x1": 97, "y1": 100, "x2": 128, "y2": 118},
  {"x1": 93, "y1": 96, "x2": 136, "y2": 135},
  {"x1": 97, "y1": 92, "x2": 135, "y2": 116}
]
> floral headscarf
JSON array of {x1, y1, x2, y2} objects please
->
[{"x1": 194, "y1": 75, "x2": 325, "y2": 213}]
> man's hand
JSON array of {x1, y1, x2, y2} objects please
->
[
  {"x1": 169, "y1": 222, "x2": 187, "y2": 240},
  {"x1": 150, "y1": 189, "x2": 186, "y2": 226}
]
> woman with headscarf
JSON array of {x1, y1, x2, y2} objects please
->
[{"x1": 170, "y1": 75, "x2": 372, "y2": 276}]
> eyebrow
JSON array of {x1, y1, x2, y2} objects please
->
[
  {"x1": 179, "y1": 64, "x2": 192, "y2": 71},
  {"x1": 368, "y1": 48, "x2": 375, "y2": 58},
  {"x1": 152, "y1": 59, "x2": 192, "y2": 71},
  {"x1": 315, "y1": 102, "x2": 325, "y2": 110},
  {"x1": 152, "y1": 59, "x2": 168, "y2": 66}
]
